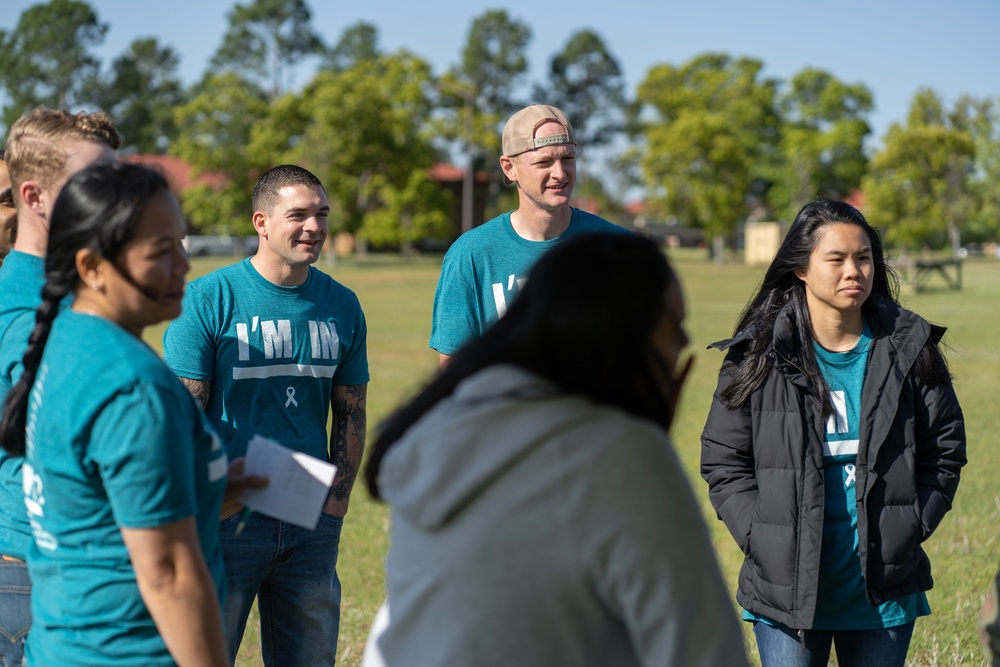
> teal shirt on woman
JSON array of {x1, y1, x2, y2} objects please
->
[{"x1": 24, "y1": 311, "x2": 228, "y2": 666}]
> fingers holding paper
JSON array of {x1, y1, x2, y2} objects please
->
[{"x1": 220, "y1": 457, "x2": 269, "y2": 518}]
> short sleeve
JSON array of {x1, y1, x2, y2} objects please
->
[
  {"x1": 334, "y1": 296, "x2": 370, "y2": 386},
  {"x1": 163, "y1": 281, "x2": 217, "y2": 381},
  {"x1": 429, "y1": 247, "x2": 480, "y2": 356},
  {"x1": 88, "y1": 382, "x2": 197, "y2": 530}
]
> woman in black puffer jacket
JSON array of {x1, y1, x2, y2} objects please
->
[{"x1": 701, "y1": 200, "x2": 966, "y2": 667}]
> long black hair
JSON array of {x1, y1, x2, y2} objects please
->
[
  {"x1": 722, "y1": 199, "x2": 899, "y2": 417},
  {"x1": 720, "y1": 199, "x2": 902, "y2": 414},
  {"x1": 0, "y1": 161, "x2": 171, "y2": 456},
  {"x1": 365, "y1": 232, "x2": 683, "y2": 500}
]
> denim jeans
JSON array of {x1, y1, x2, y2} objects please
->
[
  {"x1": 219, "y1": 511, "x2": 343, "y2": 666},
  {"x1": 0, "y1": 559, "x2": 30, "y2": 667},
  {"x1": 753, "y1": 620, "x2": 915, "y2": 667}
]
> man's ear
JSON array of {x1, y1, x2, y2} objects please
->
[
  {"x1": 18, "y1": 180, "x2": 46, "y2": 218},
  {"x1": 499, "y1": 155, "x2": 518, "y2": 184},
  {"x1": 252, "y1": 211, "x2": 268, "y2": 238}
]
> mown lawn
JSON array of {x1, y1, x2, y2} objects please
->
[{"x1": 146, "y1": 250, "x2": 1000, "y2": 666}]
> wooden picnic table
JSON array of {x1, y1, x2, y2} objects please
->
[{"x1": 893, "y1": 257, "x2": 963, "y2": 292}]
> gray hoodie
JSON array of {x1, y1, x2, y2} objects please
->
[{"x1": 372, "y1": 365, "x2": 748, "y2": 667}]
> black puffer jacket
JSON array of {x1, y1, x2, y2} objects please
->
[{"x1": 700, "y1": 295, "x2": 966, "y2": 629}]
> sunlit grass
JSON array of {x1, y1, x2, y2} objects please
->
[{"x1": 146, "y1": 251, "x2": 1000, "y2": 666}]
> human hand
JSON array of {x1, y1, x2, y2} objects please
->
[{"x1": 219, "y1": 457, "x2": 269, "y2": 519}]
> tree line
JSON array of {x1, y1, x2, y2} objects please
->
[{"x1": 2, "y1": 0, "x2": 997, "y2": 250}]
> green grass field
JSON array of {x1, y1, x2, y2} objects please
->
[{"x1": 147, "y1": 250, "x2": 1000, "y2": 666}]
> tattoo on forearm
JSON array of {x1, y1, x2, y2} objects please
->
[
  {"x1": 179, "y1": 377, "x2": 211, "y2": 411},
  {"x1": 329, "y1": 384, "x2": 367, "y2": 502}
]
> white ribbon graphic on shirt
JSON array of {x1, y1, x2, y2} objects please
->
[
  {"x1": 285, "y1": 386, "x2": 298, "y2": 408},
  {"x1": 845, "y1": 464, "x2": 856, "y2": 486}
]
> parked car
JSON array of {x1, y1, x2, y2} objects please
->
[{"x1": 182, "y1": 235, "x2": 241, "y2": 257}]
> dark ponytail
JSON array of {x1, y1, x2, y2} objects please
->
[{"x1": 0, "y1": 161, "x2": 170, "y2": 455}]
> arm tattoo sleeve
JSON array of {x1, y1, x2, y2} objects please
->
[{"x1": 329, "y1": 384, "x2": 368, "y2": 502}]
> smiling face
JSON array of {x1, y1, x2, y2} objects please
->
[
  {"x1": 501, "y1": 121, "x2": 577, "y2": 215},
  {"x1": 253, "y1": 183, "x2": 329, "y2": 284},
  {"x1": 795, "y1": 222, "x2": 874, "y2": 322},
  {"x1": 78, "y1": 189, "x2": 190, "y2": 337}
]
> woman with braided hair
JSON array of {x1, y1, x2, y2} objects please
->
[{"x1": 0, "y1": 161, "x2": 236, "y2": 666}]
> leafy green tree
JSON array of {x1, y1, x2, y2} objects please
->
[
  {"x1": 862, "y1": 88, "x2": 976, "y2": 250},
  {"x1": 89, "y1": 38, "x2": 184, "y2": 153},
  {"x1": 360, "y1": 170, "x2": 452, "y2": 252},
  {"x1": 171, "y1": 72, "x2": 270, "y2": 235},
  {"x1": 953, "y1": 95, "x2": 1000, "y2": 243},
  {"x1": 436, "y1": 8, "x2": 532, "y2": 156},
  {"x1": 209, "y1": 0, "x2": 324, "y2": 100},
  {"x1": 270, "y1": 52, "x2": 450, "y2": 247},
  {"x1": 636, "y1": 53, "x2": 780, "y2": 243},
  {"x1": 771, "y1": 68, "x2": 873, "y2": 220},
  {"x1": 0, "y1": 0, "x2": 107, "y2": 129},
  {"x1": 539, "y1": 29, "x2": 626, "y2": 151},
  {"x1": 456, "y1": 9, "x2": 531, "y2": 117},
  {"x1": 322, "y1": 21, "x2": 380, "y2": 73},
  {"x1": 433, "y1": 10, "x2": 532, "y2": 233}
]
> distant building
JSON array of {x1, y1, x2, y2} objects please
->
[{"x1": 119, "y1": 154, "x2": 228, "y2": 195}]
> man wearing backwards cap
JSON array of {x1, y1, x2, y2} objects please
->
[{"x1": 429, "y1": 104, "x2": 629, "y2": 364}]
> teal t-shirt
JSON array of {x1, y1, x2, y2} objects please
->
[
  {"x1": 429, "y1": 208, "x2": 629, "y2": 355},
  {"x1": 812, "y1": 325, "x2": 929, "y2": 629},
  {"x1": 163, "y1": 259, "x2": 369, "y2": 461},
  {"x1": 0, "y1": 250, "x2": 46, "y2": 559},
  {"x1": 24, "y1": 312, "x2": 228, "y2": 666}
]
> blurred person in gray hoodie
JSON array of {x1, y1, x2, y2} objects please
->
[{"x1": 362, "y1": 232, "x2": 749, "y2": 667}]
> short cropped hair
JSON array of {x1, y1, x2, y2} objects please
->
[
  {"x1": 4, "y1": 107, "x2": 121, "y2": 203},
  {"x1": 251, "y1": 164, "x2": 325, "y2": 215}
]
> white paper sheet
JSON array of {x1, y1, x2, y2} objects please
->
[{"x1": 239, "y1": 434, "x2": 337, "y2": 530}]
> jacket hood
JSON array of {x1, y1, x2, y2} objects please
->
[{"x1": 379, "y1": 365, "x2": 602, "y2": 529}]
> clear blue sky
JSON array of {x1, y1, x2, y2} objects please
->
[{"x1": 3, "y1": 0, "x2": 998, "y2": 144}]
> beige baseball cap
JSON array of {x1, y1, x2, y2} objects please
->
[{"x1": 501, "y1": 104, "x2": 576, "y2": 157}]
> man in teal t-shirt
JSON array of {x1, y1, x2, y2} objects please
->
[
  {"x1": 164, "y1": 165, "x2": 369, "y2": 666},
  {"x1": 0, "y1": 109, "x2": 120, "y2": 665},
  {"x1": 430, "y1": 104, "x2": 629, "y2": 362}
]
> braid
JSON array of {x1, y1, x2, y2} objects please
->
[
  {"x1": 0, "y1": 280, "x2": 74, "y2": 456},
  {"x1": 1, "y1": 160, "x2": 170, "y2": 455}
]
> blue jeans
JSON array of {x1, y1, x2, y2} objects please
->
[
  {"x1": 0, "y1": 559, "x2": 30, "y2": 667},
  {"x1": 219, "y1": 511, "x2": 343, "y2": 666},
  {"x1": 753, "y1": 621, "x2": 914, "y2": 667}
]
